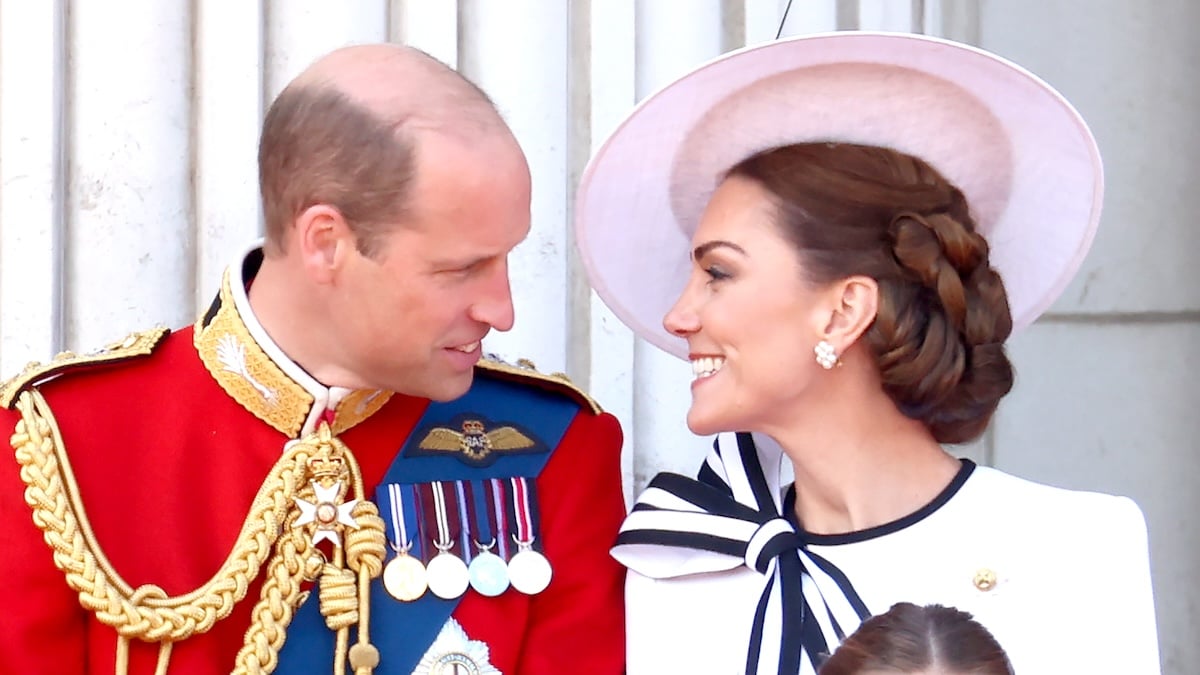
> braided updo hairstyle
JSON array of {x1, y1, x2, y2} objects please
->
[{"x1": 727, "y1": 142, "x2": 1014, "y2": 444}]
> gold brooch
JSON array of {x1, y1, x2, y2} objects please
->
[{"x1": 973, "y1": 567, "x2": 998, "y2": 592}]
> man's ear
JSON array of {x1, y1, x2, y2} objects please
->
[
  {"x1": 294, "y1": 204, "x2": 354, "y2": 284},
  {"x1": 819, "y1": 275, "x2": 879, "y2": 349}
]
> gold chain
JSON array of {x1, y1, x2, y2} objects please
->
[{"x1": 10, "y1": 390, "x2": 386, "y2": 674}]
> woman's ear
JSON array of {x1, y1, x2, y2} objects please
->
[{"x1": 820, "y1": 275, "x2": 879, "y2": 348}]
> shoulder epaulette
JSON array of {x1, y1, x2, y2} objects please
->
[
  {"x1": 476, "y1": 357, "x2": 602, "y2": 415},
  {"x1": 0, "y1": 327, "x2": 170, "y2": 409}
]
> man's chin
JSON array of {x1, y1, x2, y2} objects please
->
[
  {"x1": 417, "y1": 371, "x2": 475, "y2": 402},
  {"x1": 372, "y1": 365, "x2": 476, "y2": 401}
]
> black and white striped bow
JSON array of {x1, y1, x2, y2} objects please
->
[{"x1": 613, "y1": 432, "x2": 871, "y2": 675}]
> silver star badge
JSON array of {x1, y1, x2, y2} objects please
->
[{"x1": 294, "y1": 480, "x2": 360, "y2": 546}]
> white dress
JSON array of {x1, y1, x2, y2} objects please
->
[{"x1": 614, "y1": 433, "x2": 1160, "y2": 675}]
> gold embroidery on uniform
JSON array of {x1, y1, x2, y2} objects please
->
[
  {"x1": 333, "y1": 388, "x2": 394, "y2": 435},
  {"x1": 0, "y1": 327, "x2": 169, "y2": 409},
  {"x1": 194, "y1": 271, "x2": 395, "y2": 438},
  {"x1": 418, "y1": 419, "x2": 537, "y2": 462},
  {"x1": 8, "y1": 391, "x2": 387, "y2": 675},
  {"x1": 476, "y1": 358, "x2": 602, "y2": 414},
  {"x1": 194, "y1": 272, "x2": 315, "y2": 437}
]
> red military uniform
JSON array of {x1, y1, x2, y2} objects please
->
[{"x1": 0, "y1": 252, "x2": 626, "y2": 675}]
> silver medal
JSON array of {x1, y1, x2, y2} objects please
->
[
  {"x1": 426, "y1": 549, "x2": 470, "y2": 599},
  {"x1": 508, "y1": 543, "x2": 552, "y2": 595},
  {"x1": 383, "y1": 551, "x2": 428, "y2": 602},
  {"x1": 423, "y1": 481, "x2": 470, "y2": 599},
  {"x1": 468, "y1": 546, "x2": 510, "y2": 597}
]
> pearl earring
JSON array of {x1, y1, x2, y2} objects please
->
[{"x1": 814, "y1": 340, "x2": 839, "y2": 370}]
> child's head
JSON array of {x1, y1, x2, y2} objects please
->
[{"x1": 819, "y1": 603, "x2": 1013, "y2": 675}]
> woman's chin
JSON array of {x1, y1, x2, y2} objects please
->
[{"x1": 686, "y1": 409, "x2": 733, "y2": 437}]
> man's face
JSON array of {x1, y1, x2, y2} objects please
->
[{"x1": 330, "y1": 131, "x2": 532, "y2": 401}]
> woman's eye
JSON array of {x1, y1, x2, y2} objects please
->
[{"x1": 704, "y1": 266, "x2": 731, "y2": 282}]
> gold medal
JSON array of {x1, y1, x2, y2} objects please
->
[
  {"x1": 382, "y1": 484, "x2": 428, "y2": 601},
  {"x1": 383, "y1": 550, "x2": 428, "y2": 602}
]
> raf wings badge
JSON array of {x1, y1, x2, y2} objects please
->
[{"x1": 410, "y1": 415, "x2": 546, "y2": 467}]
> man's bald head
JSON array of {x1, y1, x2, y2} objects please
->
[
  {"x1": 290, "y1": 44, "x2": 500, "y2": 133},
  {"x1": 258, "y1": 44, "x2": 513, "y2": 255}
]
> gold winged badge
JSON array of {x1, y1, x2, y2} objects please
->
[{"x1": 416, "y1": 418, "x2": 543, "y2": 466}]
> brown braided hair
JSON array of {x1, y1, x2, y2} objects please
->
[
  {"x1": 818, "y1": 603, "x2": 1014, "y2": 674},
  {"x1": 728, "y1": 142, "x2": 1014, "y2": 444}
]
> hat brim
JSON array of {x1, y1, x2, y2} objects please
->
[{"x1": 576, "y1": 31, "x2": 1102, "y2": 360}]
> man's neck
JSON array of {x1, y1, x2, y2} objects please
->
[{"x1": 246, "y1": 257, "x2": 327, "y2": 382}]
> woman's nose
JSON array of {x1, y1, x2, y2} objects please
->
[{"x1": 663, "y1": 291, "x2": 699, "y2": 338}]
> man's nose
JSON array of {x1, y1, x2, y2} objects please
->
[{"x1": 471, "y1": 261, "x2": 516, "y2": 332}]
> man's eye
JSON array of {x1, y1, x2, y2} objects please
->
[{"x1": 444, "y1": 261, "x2": 481, "y2": 276}]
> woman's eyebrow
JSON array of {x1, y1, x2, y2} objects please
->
[{"x1": 692, "y1": 240, "x2": 748, "y2": 260}]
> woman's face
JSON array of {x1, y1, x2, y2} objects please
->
[{"x1": 663, "y1": 175, "x2": 834, "y2": 436}]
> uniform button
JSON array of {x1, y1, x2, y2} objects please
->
[{"x1": 973, "y1": 567, "x2": 998, "y2": 592}]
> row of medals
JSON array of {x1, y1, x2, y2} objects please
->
[{"x1": 383, "y1": 538, "x2": 552, "y2": 602}]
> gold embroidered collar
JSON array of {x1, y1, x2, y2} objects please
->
[{"x1": 194, "y1": 248, "x2": 392, "y2": 438}]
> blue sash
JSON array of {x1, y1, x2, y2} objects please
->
[{"x1": 275, "y1": 373, "x2": 580, "y2": 674}]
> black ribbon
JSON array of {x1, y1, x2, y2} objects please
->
[{"x1": 615, "y1": 433, "x2": 871, "y2": 675}]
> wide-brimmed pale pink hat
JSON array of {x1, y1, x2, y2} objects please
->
[{"x1": 575, "y1": 31, "x2": 1102, "y2": 360}]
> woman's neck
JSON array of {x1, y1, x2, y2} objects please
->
[{"x1": 762, "y1": 378, "x2": 963, "y2": 536}]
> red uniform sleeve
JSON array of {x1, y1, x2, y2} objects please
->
[
  {"x1": 517, "y1": 410, "x2": 626, "y2": 674},
  {"x1": 0, "y1": 403, "x2": 87, "y2": 675}
]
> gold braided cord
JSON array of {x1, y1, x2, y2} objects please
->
[
  {"x1": 233, "y1": 426, "x2": 386, "y2": 675},
  {"x1": 323, "y1": 547, "x2": 355, "y2": 675},
  {"x1": 336, "y1": 633, "x2": 351, "y2": 675},
  {"x1": 344, "y1": 502, "x2": 386, "y2": 675},
  {"x1": 115, "y1": 636, "x2": 129, "y2": 675},
  {"x1": 348, "y1": 568, "x2": 382, "y2": 674},
  {"x1": 10, "y1": 389, "x2": 386, "y2": 675},
  {"x1": 113, "y1": 625, "x2": 172, "y2": 674},
  {"x1": 156, "y1": 642, "x2": 173, "y2": 675},
  {"x1": 112, "y1": 636, "x2": 171, "y2": 675},
  {"x1": 344, "y1": 502, "x2": 387, "y2": 578},
  {"x1": 11, "y1": 389, "x2": 304, "y2": 642},
  {"x1": 232, "y1": 507, "x2": 312, "y2": 674},
  {"x1": 318, "y1": 565, "x2": 359, "y2": 630}
]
